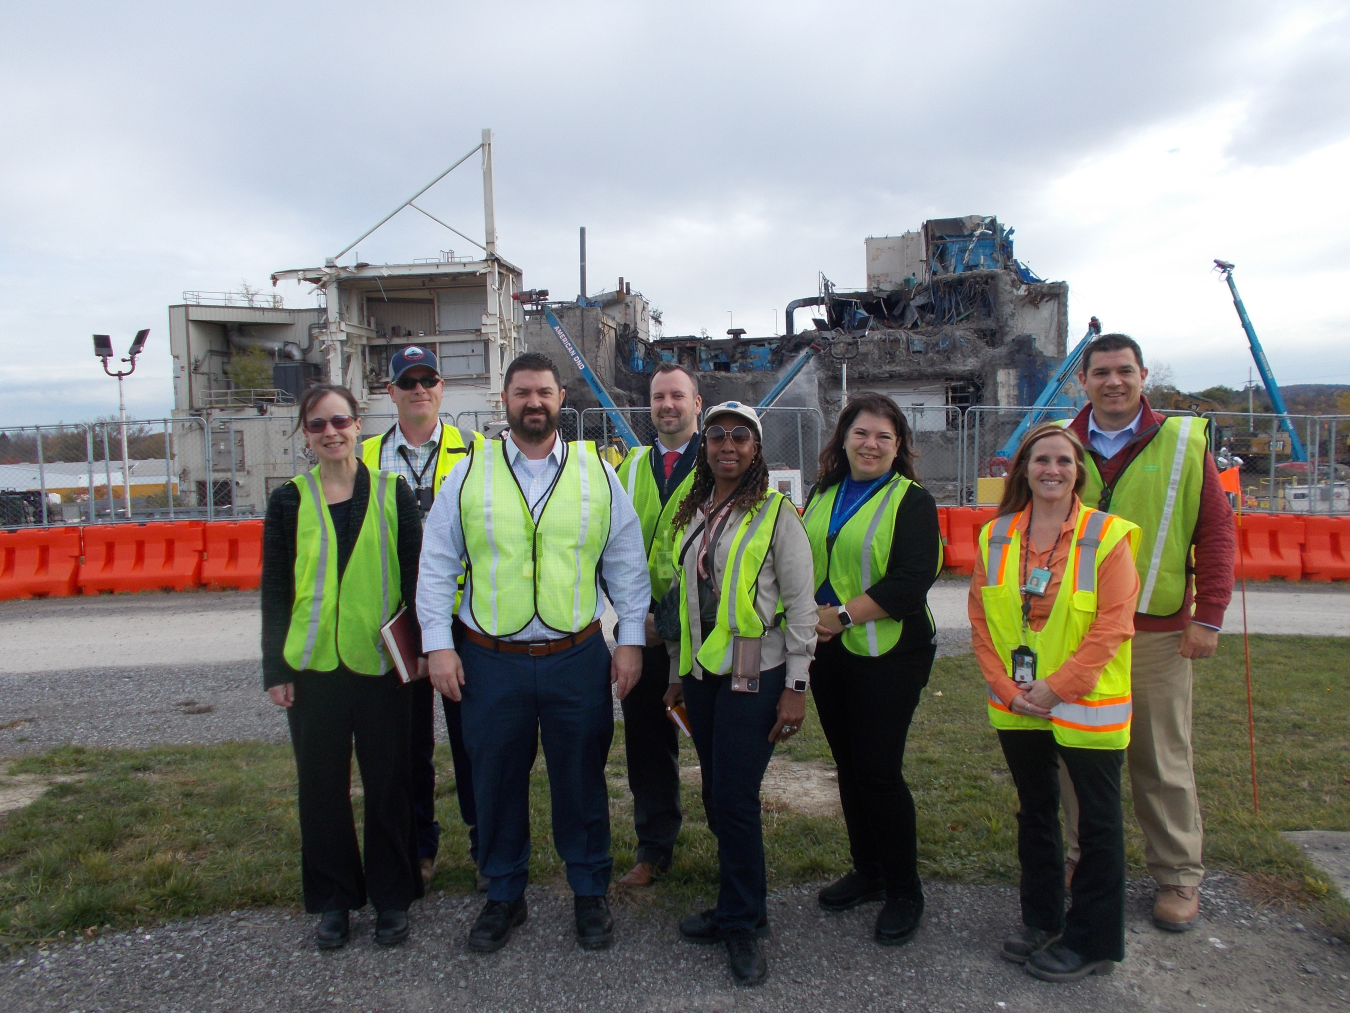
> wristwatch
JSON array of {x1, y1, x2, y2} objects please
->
[
  {"x1": 788, "y1": 676, "x2": 809, "y2": 693},
  {"x1": 836, "y1": 607, "x2": 855, "y2": 629}
]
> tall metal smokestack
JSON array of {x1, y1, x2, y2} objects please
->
[{"x1": 579, "y1": 226, "x2": 587, "y2": 299}]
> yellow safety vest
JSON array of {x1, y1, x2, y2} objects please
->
[
  {"x1": 673, "y1": 491, "x2": 788, "y2": 677},
  {"x1": 283, "y1": 463, "x2": 402, "y2": 675},
  {"x1": 803, "y1": 474, "x2": 943, "y2": 657},
  {"x1": 977, "y1": 505, "x2": 1141, "y2": 749},
  {"x1": 361, "y1": 421, "x2": 484, "y2": 498},
  {"x1": 616, "y1": 444, "x2": 699, "y2": 600},
  {"x1": 460, "y1": 440, "x2": 612, "y2": 637}
]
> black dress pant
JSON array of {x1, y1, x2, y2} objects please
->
[
  {"x1": 998, "y1": 729, "x2": 1125, "y2": 963},
  {"x1": 286, "y1": 668, "x2": 422, "y2": 914},
  {"x1": 810, "y1": 638, "x2": 933, "y2": 900},
  {"x1": 618, "y1": 642, "x2": 683, "y2": 867}
]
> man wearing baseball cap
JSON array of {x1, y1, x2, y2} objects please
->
[{"x1": 361, "y1": 345, "x2": 484, "y2": 891}]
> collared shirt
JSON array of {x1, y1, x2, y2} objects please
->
[
  {"x1": 380, "y1": 422, "x2": 441, "y2": 494},
  {"x1": 656, "y1": 437, "x2": 691, "y2": 457},
  {"x1": 967, "y1": 497, "x2": 1139, "y2": 706},
  {"x1": 1086, "y1": 407, "x2": 1144, "y2": 461},
  {"x1": 418, "y1": 431, "x2": 650, "y2": 651}
]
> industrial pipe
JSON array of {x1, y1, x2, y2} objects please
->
[{"x1": 784, "y1": 296, "x2": 826, "y2": 337}]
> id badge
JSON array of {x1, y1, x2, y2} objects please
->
[
  {"x1": 1022, "y1": 567, "x2": 1052, "y2": 597},
  {"x1": 417, "y1": 486, "x2": 435, "y2": 514},
  {"x1": 1011, "y1": 646, "x2": 1037, "y2": 688}
]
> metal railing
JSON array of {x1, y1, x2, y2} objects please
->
[
  {"x1": 201, "y1": 388, "x2": 296, "y2": 408},
  {"x1": 182, "y1": 290, "x2": 285, "y2": 308}
]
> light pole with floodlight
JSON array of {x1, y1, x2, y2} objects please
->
[{"x1": 94, "y1": 329, "x2": 149, "y2": 519}]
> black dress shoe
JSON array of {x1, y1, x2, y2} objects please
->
[
  {"x1": 315, "y1": 910, "x2": 349, "y2": 950},
  {"x1": 678, "y1": 908, "x2": 771, "y2": 944},
  {"x1": 574, "y1": 895, "x2": 614, "y2": 950},
  {"x1": 724, "y1": 927, "x2": 768, "y2": 987},
  {"x1": 374, "y1": 910, "x2": 409, "y2": 946},
  {"x1": 1025, "y1": 942, "x2": 1115, "y2": 982},
  {"x1": 467, "y1": 897, "x2": 528, "y2": 953},
  {"x1": 999, "y1": 923, "x2": 1062, "y2": 964},
  {"x1": 874, "y1": 894, "x2": 923, "y2": 946},
  {"x1": 818, "y1": 870, "x2": 886, "y2": 912}
]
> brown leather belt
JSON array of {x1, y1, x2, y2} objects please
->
[{"x1": 461, "y1": 619, "x2": 602, "y2": 657}]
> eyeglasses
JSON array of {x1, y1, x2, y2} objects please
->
[
  {"x1": 393, "y1": 375, "x2": 441, "y2": 390},
  {"x1": 705, "y1": 425, "x2": 754, "y2": 446},
  {"x1": 303, "y1": 415, "x2": 356, "y2": 434}
]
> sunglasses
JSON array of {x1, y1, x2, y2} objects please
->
[
  {"x1": 705, "y1": 425, "x2": 754, "y2": 446},
  {"x1": 393, "y1": 375, "x2": 441, "y2": 390},
  {"x1": 303, "y1": 415, "x2": 356, "y2": 434}
]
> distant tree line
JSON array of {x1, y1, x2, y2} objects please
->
[{"x1": 0, "y1": 422, "x2": 172, "y2": 465}]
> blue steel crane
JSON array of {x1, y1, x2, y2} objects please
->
[
  {"x1": 995, "y1": 316, "x2": 1101, "y2": 459},
  {"x1": 1213, "y1": 260, "x2": 1307, "y2": 463}
]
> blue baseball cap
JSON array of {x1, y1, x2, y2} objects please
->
[{"x1": 389, "y1": 345, "x2": 440, "y2": 382}]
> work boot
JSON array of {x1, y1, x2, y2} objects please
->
[
  {"x1": 374, "y1": 910, "x2": 409, "y2": 946},
  {"x1": 678, "y1": 909, "x2": 770, "y2": 944},
  {"x1": 817, "y1": 870, "x2": 886, "y2": 912},
  {"x1": 874, "y1": 894, "x2": 923, "y2": 946},
  {"x1": 315, "y1": 909, "x2": 349, "y2": 950},
  {"x1": 467, "y1": 897, "x2": 527, "y2": 952},
  {"x1": 999, "y1": 923, "x2": 1061, "y2": 964},
  {"x1": 574, "y1": 895, "x2": 614, "y2": 950},
  {"x1": 724, "y1": 927, "x2": 768, "y2": 987},
  {"x1": 617, "y1": 861, "x2": 662, "y2": 887},
  {"x1": 1025, "y1": 942, "x2": 1114, "y2": 982},
  {"x1": 1153, "y1": 884, "x2": 1200, "y2": 932}
]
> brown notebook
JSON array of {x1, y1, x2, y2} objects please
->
[{"x1": 380, "y1": 607, "x2": 426, "y2": 683}]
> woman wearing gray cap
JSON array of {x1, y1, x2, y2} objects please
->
[{"x1": 662, "y1": 401, "x2": 819, "y2": 987}]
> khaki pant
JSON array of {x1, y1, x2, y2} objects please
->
[{"x1": 1062, "y1": 629, "x2": 1205, "y2": 887}]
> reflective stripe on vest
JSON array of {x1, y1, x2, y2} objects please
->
[
  {"x1": 674, "y1": 491, "x2": 788, "y2": 677},
  {"x1": 977, "y1": 505, "x2": 1141, "y2": 749},
  {"x1": 617, "y1": 445, "x2": 699, "y2": 600},
  {"x1": 1075, "y1": 415, "x2": 1208, "y2": 616},
  {"x1": 460, "y1": 440, "x2": 612, "y2": 637},
  {"x1": 803, "y1": 475, "x2": 942, "y2": 657},
  {"x1": 284, "y1": 465, "x2": 402, "y2": 675},
  {"x1": 361, "y1": 422, "x2": 485, "y2": 498}
]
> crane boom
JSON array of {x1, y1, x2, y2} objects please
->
[
  {"x1": 995, "y1": 317, "x2": 1101, "y2": 459},
  {"x1": 540, "y1": 304, "x2": 641, "y2": 448},
  {"x1": 1213, "y1": 260, "x2": 1307, "y2": 463}
]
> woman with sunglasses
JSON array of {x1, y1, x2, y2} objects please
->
[
  {"x1": 662, "y1": 402, "x2": 819, "y2": 987},
  {"x1": 801, "y1": 392, "x2": 943, "y2": 946},
  {"x1": 969, "y1": 422, "x2": 1140, "y2": 982},
  {"x1": 261, "y1": 384, "x2": 425, "y2": 950}
]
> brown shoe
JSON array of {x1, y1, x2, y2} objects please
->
[
  {"x1": 617, "y1": 861, "x2": 661, "y2": 887},
  {"x1": 420, "y1": 857, "x2": 435, "y2": 889},
  {"x1": 1153, "y1": 884, "x2": 1200, "y2": 932},
  {"x1": 1064, "y1": 858, "x2": 1077, "y2": 890}
]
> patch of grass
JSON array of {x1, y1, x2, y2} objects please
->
[{"x1": 3, "y1": 634, "x2": 1347, "y2": 944}]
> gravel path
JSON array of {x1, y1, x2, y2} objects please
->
[{"x1": 2, "y1": 873, "x2": 1346, "y2": 1012}]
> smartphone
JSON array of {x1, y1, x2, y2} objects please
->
[
  {"x1": 730, "y1": 636, "x2": 761, "y2": 693},
  {"x1": 665, "y1": 703, "x2": 692, "y2": 737}
]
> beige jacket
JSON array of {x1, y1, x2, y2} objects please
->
[{"x1": 667, "y1": 496, "x2": 819, "y2": 684}]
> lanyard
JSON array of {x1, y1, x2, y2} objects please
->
[
  {"x1": 1019, "y1": 508, "x2": 1066, "y2": 635},
  {"x1": 696, "y1": 496, "x2": 736, "y2": 587},
  {"x1": 397, "y1": 430, "x2": 442, "y2": 492},
  {"x1": 827, "y1": 475, "x2": 887, "y2": 543}
]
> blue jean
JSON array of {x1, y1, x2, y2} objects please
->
[
  {"x1": 682, "y1": 665, "x2": 785, "y2": 931},
  {"x1": 459, "y1": 632, "x2": 614, "y2": 901}
]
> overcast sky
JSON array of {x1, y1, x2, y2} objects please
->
[{"x1": 2, "y1": 0, "x2": 1348, "y2": 425}]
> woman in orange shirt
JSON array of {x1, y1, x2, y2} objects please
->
[{"x1": 968, "y1": 423, "x2": 1140, "y2": 983}]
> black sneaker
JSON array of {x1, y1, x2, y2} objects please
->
[
  {"x1": 315, "y1": 909, "x2": 349, "y2": 950},
  {"x1": 678, "y1": 908, "x2": 771, "y2": 944},
  {"x1": 467, "y1": 897, "x2": 528, "y2": 953},
  {"x1": 374, "y1": 910, "x2": 409, "y2": 947},
  {"x1": 874, "y1": 894, "x2": 923, "y2": 946},
  {"x1": 1025, "y1": 942, "x2": 1114, "y2": 982},
  {"x1": 818, "y1": 870, "x2": 886, "y2": 912},
  {"x1": 999, "y1": 923, "x2": 1062, "y2": 964},
  {"x1": 724, "y1": 927, "x2": 768, "y2": 987},
  {"x1": 574, "y1": 895, "x2": 614, "y2": 950}
]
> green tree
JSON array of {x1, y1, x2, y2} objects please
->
[{"x1": 226, "y1": 346, "x2": 274, "y2": 391}]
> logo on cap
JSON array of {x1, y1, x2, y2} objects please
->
[{"x1": 404, "y1": 347, "x2": 424, "y2": 360}]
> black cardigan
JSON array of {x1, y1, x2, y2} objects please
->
[
  {"x1": 813, "y1": 479, "x2": 943, "y2": 656},
  {"x1": 260, "y1": 464, "x2": 422, "y2": 688}
]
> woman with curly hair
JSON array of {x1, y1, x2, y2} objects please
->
[{"x1": 662, "y1": 402, "x2": 819, "y2": 988}]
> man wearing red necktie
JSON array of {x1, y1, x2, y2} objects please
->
[{"x1": 614, "y1": 363, "x2": 704, "y2": 886}]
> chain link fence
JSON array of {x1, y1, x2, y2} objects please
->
[
  {"x1": 896, "y1": 405, "x2": 965, "y2": 507},
  {"x1": 1204, "y1": 412, "x2": 1349, "y2": 514}
]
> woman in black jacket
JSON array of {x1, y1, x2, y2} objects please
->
[
  {"x1": 803, "y1": 392, "x2": 943, "y2": 945},
  {"x1": 261, "y1": 383, "x2": 424, "y2": 950}
]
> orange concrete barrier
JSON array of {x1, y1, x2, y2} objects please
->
[
  {"x1": 0, "y1": 526, "x2": 83, "y2": 599},
  {"x1": 1233, "y1": 513, "x2": 1305, "y2": 582},
  {"x1": 1301, "y1": 516, "x2": 1350, "y2": 582},
  {"x1": 201, "y1": 520, "x2": 264, "y2": 590},
  {"x1": 943, "y1": 506, "x2": 1000, "y2": 575},
  {"x1": 78, "y1": 522, "x2": 205, "y2": 594}
]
